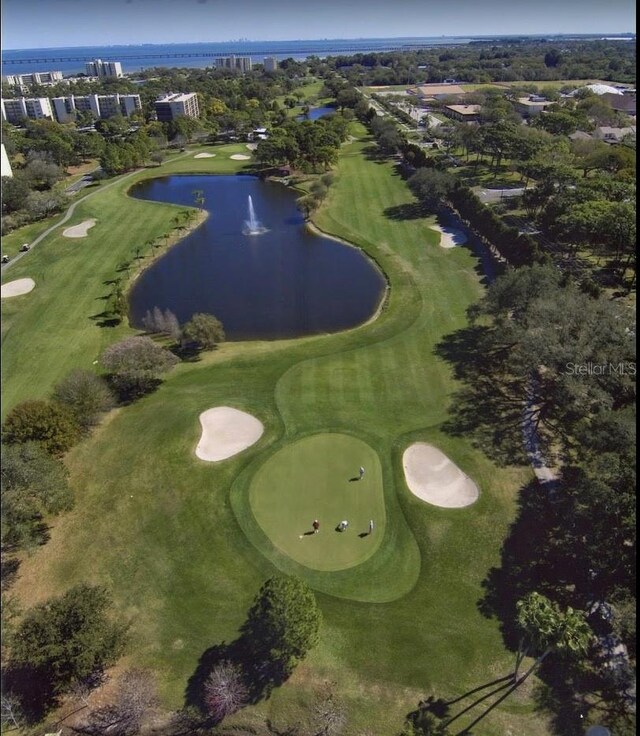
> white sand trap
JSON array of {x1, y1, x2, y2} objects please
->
[
  {"x1": 194, "y1": 152, "x2": 216, "y2": 158},
  {"x1": 431, "y1": 224, "x2": 468, "y2": 249},
  {"x1": 230, "y1": 153, "x2": 251, "y2": 160},
  {"x1": 1, "y1": 278, "x2": 36, "y2": 298},
  {"x1": 63, "y1": 218, "x2": 96, "y2": 238},
  {"x1": 195, "y1": 406, "x2": 264, "y2": 462},
  {"x1": 403, "y1": 443, "x2": 479, "y2": 508},
  {"x1": 246, "y1": 143, "x2": 258, "y2": 151}
]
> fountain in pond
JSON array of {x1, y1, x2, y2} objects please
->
[{"x1": 244, "y1": 195, "x2": 268, "y2": 235}]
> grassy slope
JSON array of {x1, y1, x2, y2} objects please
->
[{"x1": 5, "y1": 132, "x2": 546, "y2": 734}]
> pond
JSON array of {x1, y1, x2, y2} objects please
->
[
  {"x1": 296, "y1": 105, "x2": 336, "y2": 121},
  {"x1": 128, "y1": 175, "x2": 386, "y2": 340}
]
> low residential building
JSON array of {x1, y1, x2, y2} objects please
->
[
  {"x1": 442, "y1": 104, "x2": 481, "y2": 122},
  {"x1": 85, "y1": 59, "x2": 123, "y2": 78},
  {"x1": 5, "y1": 70, "x2": 63, "y2": 86},
  {"x1": 1, "y1": 96, "x2": 53, "y2": 124},
  {"x1": 600, "y1": 92, "x2": 636, "y2": 116},
  {"x1": 515, "y1": 95, "x2": 552, "y2": 118},
  {"x1": 568, "y1": 130, "x2": 593, "y2": 142},
  {"x1": 263, "y1": 57, "x2": 278, "y2": 72},
  {"x1": 214, "y1": 55, "x2": 253, "y2": 73},
  {"x1": 593, "y1": 126, "x2": 636, "y2": 144},
  {"x1": 154, "y1": 92, "x2": 200, "y2": 122}
]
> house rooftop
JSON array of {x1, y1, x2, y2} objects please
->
[{"x1": 445, "y1": 104, "x2": 481, "y2": 115}]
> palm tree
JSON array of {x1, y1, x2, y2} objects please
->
[{"x1": 454, "y1": 592, "x2": 592, "y2": 735}]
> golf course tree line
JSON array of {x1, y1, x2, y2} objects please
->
[
  {"x1": 364, "y1": 90, "x2": 635, "y2": 290},
  {"x1": 255, "y1": 113, "x2": 351, "y2": 172},
  {"x1": 358, "y1": 96, "x2": 635, "y2": 731},
  {"x1": 1, "y1": 311, "x2": 226, "y2": 552},
  {"x1": 1, "y1": 568, "x2": 321, "y2": 731},
  {"x1": 322, "y1": 39, "x2": 635, "y2": 86},
  {"x1": 432, "y1": 265, "x2": 636, "y2": 732},
  {"x1": 0, "y1": 338, "x2": 177, "y2": 556}
]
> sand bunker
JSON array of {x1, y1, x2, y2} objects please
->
[
  {"x1": 1, "y1": 278, "x2": 36, "y2": 298},
  {"x1": 63, "y1": 219, "x2": 96, "y2": 238},
  {"x1": 194, "y1": 152, "x2": 216, "y2": 158},
  {"x1": 195, "y1": 407, "x2": 264, "y2": 462},
  {"x1": 246, "y1": 143, "x2": 258, "y2": 151},
  {"x1": 230, "y1": 153, "x2": 251, "y2": 160},
  {"x1": 403, "y1": 443, "x2": 479, "y2": 508},
  {"x1": 431, "y1": 224, "x2": 468, "y2": 249}
]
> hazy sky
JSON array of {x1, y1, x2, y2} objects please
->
[{"x1": 2, "y1": 0, "x2": 636, "y2": 50}]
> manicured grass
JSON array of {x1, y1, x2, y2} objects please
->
[
  {"x1": 4, "y1": 129, "x2": 546, "y2": 734},
  {"x1": 0, "y1": 143, "x2": 253, "y2": 416},
  {"x1": 249, "y1": 433, "x2": 385, "y2": 572}
]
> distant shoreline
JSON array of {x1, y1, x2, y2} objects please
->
[{"x1": 4, "y1": 33, "x2": 634, "y2": 75}]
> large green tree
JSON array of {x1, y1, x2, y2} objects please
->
[
  {"x1": 9, "y1": 584, "x2": 127, "y2": 694},
  {"x1": 1, "y1": 442, "x2": 73, "y2": 549},
  {"x1": 181, "y1": 313, "x2": 226, "y2": 351},
  {"x1": 242, "y1": 575, "x2": 321, "y2": 678},
  {"x1": 2, "y1": 400, "x2": 80, "y2": 457}
]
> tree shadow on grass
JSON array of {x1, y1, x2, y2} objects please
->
[
  {"x1": 185, "y1": 635, "x2": 293, "y2": 716},
  {"x1": 169, "y1": 343, "x2": 203, "y2": 363},
  {"x1": 477, "y1": 479, "x2": 557, "y2": 649},
  {"x1": 0, "y1": 555, "x2": 21, "y2": 591},
  {"x1": 383, "y1": 202, "x2": 430, "y2": 221},
  {"x1": 2, "y1": 664, "x2": 59, "y2": 725},
  {"x1": 433, "y1": 325, "x2": 530, "y2": 466},
  {"x1": 362, "y1": 144, "x2": 392, "y2": 164}
]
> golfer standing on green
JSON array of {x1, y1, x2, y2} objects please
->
[{"x1": 359, "y1": 466, "x2": 365, "y2": 479}]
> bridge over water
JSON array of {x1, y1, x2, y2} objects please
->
[{"x1": 2, "y1": 44, "x2": 435, "y2": 65}]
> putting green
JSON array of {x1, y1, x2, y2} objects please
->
[{"x1": 249, "y1": 433, "x2": 385, "y2": 571}]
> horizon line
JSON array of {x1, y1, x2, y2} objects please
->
[{"x1": 3, "y1": 31, "x2": 636, "y2": 53}]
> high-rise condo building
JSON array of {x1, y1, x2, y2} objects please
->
[
  {"x1": 1, "y1": 97, "x2": 53, "y2": 124},
  {"x1": 214, "y1": 55, "x2": 253, "y2": 73},
  {"x1": 154, "y1": 92, "x2": 200, "y2": 122},
  {"x1": 85, "y1": 59, "x2": 124, "y2": 78}
]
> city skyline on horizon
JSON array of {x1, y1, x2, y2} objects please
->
[{"x1": 1, "y1": 0, "x2": 636, "y2": 51}]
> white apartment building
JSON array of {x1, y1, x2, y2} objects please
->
[
  {"x1": 85, "y1": 59, "x2": 124, "y2": 78},
  {"x1": 214, "y1": 55, "x2": 253, "y2": 73},
  {"x1": 5, "y1": 71, "x2": 63, "y2": 86},
  {"x1": 51, "y1": 93, "x2": 142, "y2": 123},
  {"x1": 1, "y1": 143, "x2": 13, "y2": 178},
  {"x1": 263, "y1": 57, "x2": 279, "y2": 72},
  {"x1": 154, "y1": 92, "x2": 200, "y2": 122},
  {"x1": 1, "y1": 97, "x2": 53, "y2": 124}
]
